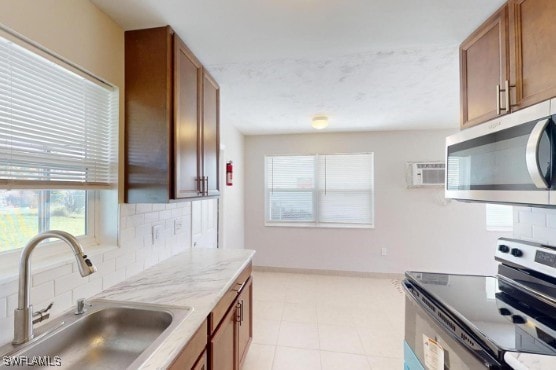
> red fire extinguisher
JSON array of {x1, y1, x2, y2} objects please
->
[{"x1": 226, "y1": 161, "x2": 233, "y2": 186}]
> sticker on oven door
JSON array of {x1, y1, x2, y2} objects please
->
[{"x1": 422, "y1": 334, "x2": 444, "y2": 370}]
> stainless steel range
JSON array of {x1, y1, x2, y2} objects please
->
[{"x1": 403, "y1": 238, "x2": 556, "y2": 369}]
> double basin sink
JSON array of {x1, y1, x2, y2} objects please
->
[{"x1": 0, "y1": 300, "x2": 192, "y2": 369}]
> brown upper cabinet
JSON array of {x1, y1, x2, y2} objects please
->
[
  {"x1": 125, "y1": 26, "x2": 220, "y2": 203},
  {"x1": 460, "y1": 5, "x2": 509, "y2": 129},
  {"x1": 509, "y1": 0, "x2": 556, "y2": 110},
  {"x1": 460, "y1": 0, "x2": 556, "y2": 129}
]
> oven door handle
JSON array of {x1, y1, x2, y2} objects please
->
[{"x1": 526, "y1": 118, "x2": 550, "y2": 189}]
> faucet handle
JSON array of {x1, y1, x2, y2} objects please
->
[{"x1": 32, "y1": 302, "x2": 53, "y2": 324}]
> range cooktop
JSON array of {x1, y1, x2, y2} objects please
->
[{"x1": 405, "y1": 271, "x2": 556, "y2": 358}]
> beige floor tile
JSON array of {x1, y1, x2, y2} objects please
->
[
  {"x1": 319, "y1": 324, "x2": 365, "y2": 354},
  {"x1": 320, "y1": 351, "x2": 371, "y2": 370},
  {"x1": 242, "y1": 343, "x2": 275, "y2": 370},
  {"x1": 358, "y1": 328, "x2": 403, "y2": 358},
  {"x1": 367, "y1": 356, "x2": 404, "y2": 370},
  {"x1": 254, "y1": 300, "x2": 285, "y2": 321},
  {"x1": 316, "y1": 304, "x2": 356, "y2": 327},
  {"x1": 277, "y1": 321, "x2": 320, "y2": 350},
  {"x1": 272, "y1": 346, "x2": 321, "y2": 370},
  {"x1": 253, "y1": 319, "x2": 281, "y2": 345},
  {"x1": 282, "y1": 302, "x2": 318, "y2": 324}
]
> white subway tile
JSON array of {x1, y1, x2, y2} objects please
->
[
  {"x1": 518, "y1": 210, "x2": 546, "y2": 227},
  {"x1": 165, "y1": 203, "x2": 177, "y2": 210},
  {"x1": 152, "y1": 204, "x2": 166, "y2": 212},
  {"x1": 0, "y1": 280, "x2": 18, "y2": 297},
  {"x1": 136, "y1": 204, "x2": 153, "y2": 214},
  {"x1": 103, "y1": 269, "x2": 126, "y2": 290},
  {"x1": 532, "y1": 225, "x2": 556, "y2": 246},
  {"x1": 7, "y1": 294, "x2": 17, "y2": 315},
  {"x1": 127, "y1": 213, "x2": 145, "y2": 226},
  {"x1": 120, "y1": 204, "x2": 136, "y2": 216},
  {"x1": 32, "y1": 264, "x2": 73, "y2": 287},
  {"x1": 115, "y1": 252, "x2": 136, "y2": 270},
  {"x1": 546, "y1": 214, "x2": 556, "y2": 229},
  {"x1": 119, "y1": 226, "x2": 135, "y2": 243},
  {"x1": 125, "y1": 261, "x2": 144, "y2": 279},
  {"x1": 103, "y1": 247, "x2": 128, "y2": 261},
  {"x1": 55, "y1": 271, "x2": 88, "y2": 296},
  {"x1": 0, "y1": 316, "x2": 14, "y2": 345},
  {"x1": 30, "y1": 281, "x2": 55, "y2": 307},
  {"x1": 159, "y1": 209, "x2": 173, "y2": 220},
  {"x1": 0, "y1": 297, "x2": 6, "y2": 319},
  {"x1": 513, "y1": 223, "x2": 533, "y2": 240},
  {"x1": 145, "y1": 211, "x2": 160, "y2": 224},
  {"x1": 72, "y1": 278, "x2": 102, "y2": 302}
]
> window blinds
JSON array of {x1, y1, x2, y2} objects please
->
[
  {"x1": 486, "y1": 204, "x2": 513, "y2": 231},
  {"x1": 265, "y1": 153, "x2": 374, "y2": 226},
  {"x1": 0, "y1": 35, "x2": 117, "y2": 189},
  {"x1": 318, "y1": 154, "x2": 373, "y2": 224}
]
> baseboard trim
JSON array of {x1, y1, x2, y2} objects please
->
[{"x1": 253, "y1": 265, "x2": 404, "y2": 280}]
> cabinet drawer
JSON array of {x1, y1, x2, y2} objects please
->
[
  {"x1": 209, "y1": 262, "x2": 252, "y2": 334},
  {"x1": 169, "y1": 319, "x2": 208, "y2": 370}
]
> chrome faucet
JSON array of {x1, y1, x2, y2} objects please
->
[{"x1": 12, "y1": 230, "x2": 97, "y2": 345}]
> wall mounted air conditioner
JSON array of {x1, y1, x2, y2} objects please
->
[{"x1": 406, "y1": 162, "x2": 445, "y2": 188}]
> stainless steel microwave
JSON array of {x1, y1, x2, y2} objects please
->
[{"x1": 446, "y1": 98, "x2": 556, "y2": 206}]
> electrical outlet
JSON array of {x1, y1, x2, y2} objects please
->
[
  {"x1": 174, "y1": 219, "x2": 183, "y2": 235},
  {"x1": 152, "y1": 224, "x2": 162, "y2": 245},
  {"x1": 381, "y1": 248, "x2": 388, "y2": 256}
]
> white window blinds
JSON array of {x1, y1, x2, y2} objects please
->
[
  {"x1": 0, "y1": 34, "x2": 117, "y2": 189},
  {"x1": 486, "y1": 204, "x2": 513, "y2": 231},
  {"x1": 265, "y1": 153, "x2": 374, "y2": 227}
]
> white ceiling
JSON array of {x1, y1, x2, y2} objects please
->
[{"x1": 91, "y1": 0, "x2": 506, "y2": 134}]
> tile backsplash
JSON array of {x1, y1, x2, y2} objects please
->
[
  {"x1": 0, "y1": 202, "x2": 193, "y2": 345},
  {"x1": 513, "y1": 206, "x2": 556, "y2": 246}
]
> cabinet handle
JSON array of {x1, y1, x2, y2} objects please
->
[
  {"x1": 240, "y1": 299, "x2": 244, "y2": 325},
  {"x1": 236, "y1": 302, "x2": 242, "y2": 323},
  {"x1": 195, "y1": 177, "x2": 202, "y2": 195},
  {"x1": 497, "y1": 80, "x2": 513, "y2": 115},
  {"x1": 496, "y1": 84, "x2": 501, "y2": 115},
  {"x1": 204, "y1": 176, "x2": 209, "y2": 196}
]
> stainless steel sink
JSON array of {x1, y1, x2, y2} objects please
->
[{"x1": 0, "y1": 299, "x2": 192, "y2": 369}]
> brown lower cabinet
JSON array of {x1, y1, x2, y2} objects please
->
[{"x1": 168, "y1": 263, "x2": 252, "y2": 370}]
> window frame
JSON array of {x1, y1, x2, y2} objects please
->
[{"x1": 264, "y1": 153, "x2": 375, "y2": 229}]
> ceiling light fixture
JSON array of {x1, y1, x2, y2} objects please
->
[{"x1": 311, "y1": 115, "x2": 328, "y2": 130}]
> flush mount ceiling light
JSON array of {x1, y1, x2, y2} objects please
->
[{"x1": 311, "y1": 115, "x2": 328, "y2": 130}]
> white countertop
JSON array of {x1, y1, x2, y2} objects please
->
[
  {"x1": 505, "y1": 352, "x2": 556, "y2": 370},
  {"x1": 94, "y1": 248, "x2": 255, "y2": 369}
]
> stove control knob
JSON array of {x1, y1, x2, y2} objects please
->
[
  {"x1": 511, "y1": 248, "x2": 523, "y2": 257},
  {"x1": 498, "y1": 245, "x2": 510, "y2": 253},
  {"x1": 512, "y1": 315, "x2": 527, "y2": 324},
  {"x1": 499, "y1": 308, "x2": 512, "y2": 316}
]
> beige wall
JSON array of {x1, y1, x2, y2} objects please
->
[
  {"x1": 0, "y1": 0, "x2": 125, "y2": 199},
  {"x1": 245, "y1": 129, "x2": 511, "y2": 275}
]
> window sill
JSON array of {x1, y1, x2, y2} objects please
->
[
  {"x1": 264, "y1": 222, "x2": 374, "y2": 229},
  {"x1": 0, "y1": 243, "x2": 119, "y2": 286}
]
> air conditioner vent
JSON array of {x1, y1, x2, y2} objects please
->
[{"x1": 406, "y1": 162, "x2": 445, "y2": 188}]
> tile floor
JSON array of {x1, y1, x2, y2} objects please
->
[{"x1": 243, "y1": 270, "x2": 405, "y2": 370}]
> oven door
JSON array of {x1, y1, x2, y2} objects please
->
[
  {"x1": 403, "y1": 281, "x2": 506, "y2": 369},
  {"x1": 445, "y1": 100, "x2": 555, "y2": 206}
]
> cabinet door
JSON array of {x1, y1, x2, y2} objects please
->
[
  {"x1": 192, "y1": 349, "x2": 208, "y2": 370},
  {"x1": 509, "y1": 0, "x2": 556, "y2": 110},
  {"x1": 174, "y1": 36, "x2": 203, "y2": 198},
  {"x1": 210, "y1": 304, "x2": 237, "y2": 370},
  {"x1": 202, "y1": 70, "x2": 220, "y2": 196},
  {"x1": 237, "y1": 278, "x2": 253, "y2": 368},
  {"x1": 460, "y1": 5, "x2": 509, "y2": 129}
]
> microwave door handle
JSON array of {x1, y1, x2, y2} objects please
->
[{"x1": 526, "y1": 118, "x2": 550, "y2": 189}]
